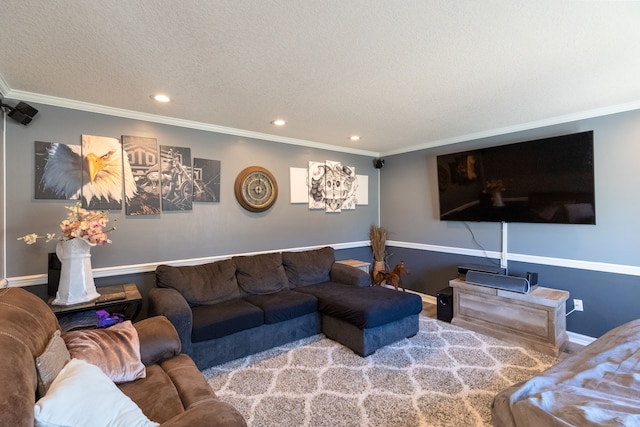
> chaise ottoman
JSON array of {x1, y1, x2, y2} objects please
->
[{"x1": 294, "y1": 283, "x2": 423, "y2": 356}]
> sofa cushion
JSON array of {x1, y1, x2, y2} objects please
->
[
  {"x1": 233, "y1": 252, "x2": 289, "y2": 295},
  {"x1": 191, "y1": 299, "x2": 264, "y2": 342},
  {"x1": 294, "y1": 283, "x2": 423, "y2": 329},
  {"x1": 243, "y1": 291, "x2": 318, "y2": 324},
  {"x1": 63, "y1": 320, "x2": 146, "y2": 384},
  {"x1": 156, "y1": 259, "x2": 239, "y2": 305},
  {"x1": 118, "y1": 364, "x2": 185, "y2": 425},
  {"x1": 282, "y1": 247, "x2": 335, "y2": 288}
]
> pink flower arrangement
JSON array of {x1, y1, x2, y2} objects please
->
[{"x1": 18, "y1": 202, "x2": 115, "y2": 245}]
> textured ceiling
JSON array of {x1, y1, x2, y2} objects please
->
[{"x1": 1, "y1": 1, "x2": 640, "y2": 156}]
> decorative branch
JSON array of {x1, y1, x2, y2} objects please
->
[{"x1": 369, "y1": 224, "x2": 387, "y2": 262}]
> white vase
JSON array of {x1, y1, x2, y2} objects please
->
[{"x1": 52, "y1": 238, "x2": 100, "y2": 305}]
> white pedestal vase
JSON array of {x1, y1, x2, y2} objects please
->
[{"x1": 52, "y1": 238, "x2": 100, "y2": 305}]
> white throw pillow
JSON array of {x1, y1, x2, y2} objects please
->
[{"x1": 34, "y1": 358, "x2": 159, "y2": 427}]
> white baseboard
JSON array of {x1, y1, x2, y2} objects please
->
[{"x1": 567, "y1": 331, "x2": 596, "y2": 347}]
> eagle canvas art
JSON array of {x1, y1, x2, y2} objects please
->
[{"x1": 35, "y1": 135, "x2": 136, "y2": 210}]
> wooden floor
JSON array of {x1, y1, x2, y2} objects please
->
[
  {"x1": 421, "y1": 301, "x2": 583, "y2": 357},
  {"x1": 421, "y1": 301, "x2": 437, "y2": 319}
]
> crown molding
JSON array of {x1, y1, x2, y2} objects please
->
[
  {"x1": 2, "y1": 87, "x2": 380, "y2": 158},
  {"x1": 381, "y1": 100, "x2": 640, "y2": 156},
  {"x1": 4, "y1": 77, "x2": 639, "y2": 159}
]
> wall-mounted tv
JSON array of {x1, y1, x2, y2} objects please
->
[{"x1": 436, "y1": 131, "x2": 595, "y2": 224}]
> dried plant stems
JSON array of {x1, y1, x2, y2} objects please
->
[{"x1": 369, "y1": 224, "x2": 387, "y2": 262}]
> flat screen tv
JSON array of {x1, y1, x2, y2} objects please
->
[{"x1": 436, "y1": 131, "x2": 595, "y2": 224}]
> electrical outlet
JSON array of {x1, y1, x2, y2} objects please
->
[{"x1": 573, "y1": 299, "x2": 584, "y2": 312}]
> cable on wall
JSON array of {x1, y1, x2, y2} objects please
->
[{"x1": 463, "y1": 222, "x2": 502, "y2": 268}]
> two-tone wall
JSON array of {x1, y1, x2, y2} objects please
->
[
  {"x1": 5, "y1": 101, "x2": 640, "y2": 340},
  {"x1": 380, "y1": 109, "x2": 640, "y2": 339},
  {"x1": 2, "y1": 103, "x2": 379, "y2": 308}
]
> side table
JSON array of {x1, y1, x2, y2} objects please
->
[
  {"x1": 336, "y1": 259, "x2": 371, "y2": 274},
  {"x1": 49, "y1": 283, "x2": 142, "y2": 331}
]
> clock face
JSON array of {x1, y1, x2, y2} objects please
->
[{"x1": 234, "y1": 166, "x2": 278, "y2": 212}]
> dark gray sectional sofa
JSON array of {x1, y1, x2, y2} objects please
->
[{"x1": 149, "y1": 247, "x2": 422, "y2": 369}]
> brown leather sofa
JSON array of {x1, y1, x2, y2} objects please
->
[{"x1": 0, "y1": 287, "x2": 246, "y2": 427}]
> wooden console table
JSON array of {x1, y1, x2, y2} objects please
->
[{"x1": 449, "y1": 279, "x2": 569, "y2": 356}]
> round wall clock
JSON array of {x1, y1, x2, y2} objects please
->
[{"x1": 234, "y1": 166, "x2": 278, "y2": 212}]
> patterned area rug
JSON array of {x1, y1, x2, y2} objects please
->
[{"x1": 202, "y1": 315, "x2": 557, "y2": 427}]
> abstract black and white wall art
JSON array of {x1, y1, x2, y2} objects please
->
[
  {"x1": 290, "y1": 161, "x2": 368, "y2": 212},
  {"x1": 308, "y1": 161, "x2": 326, "y2": 210},
  {"x1": 324, "y1": 160, "x2": 343, "y2": 213}
]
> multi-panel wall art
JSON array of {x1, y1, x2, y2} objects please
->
[
  {"x1": 123, "y1": 135, "x2": 161, "y2": 215},
  {"x1": 35, "y1": 136, "x2": 367, "y2": 216},
  {"x1": 35, "y1": 135, "x2": 132, "y2": 210},
  {"x1": 160, "y1": 145, "x2": 193, "y2": 211},
  {"x1": 193, "y1": 158, "x2": 221, "y2": 203},
  {"x1": 290, "y1": 161, "x2": 368, "y2": 212},
  {"x1": 34, "y1": 135, "x2": 221, "y2": 215}
]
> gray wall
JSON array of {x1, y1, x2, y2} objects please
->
[
  {"x1": 7, "y1": 101, "x2": 640, "y2": 338},
  {"x1": 381, "y1": 109, "x2": 640, "y2": 338},
  {"x1": 5, "y1": 103, "x2": 379, "y2": 278}
]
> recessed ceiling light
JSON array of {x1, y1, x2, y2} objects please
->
[
  {"x1": 349, "y1": 135, "x2": 360, "y2": 141},
  {"x1": 151, "y1": 94, "x2": 171, "y2": 103},
  {"x1": 270, "y1": 119, "x2": 286, "y2": 126}
]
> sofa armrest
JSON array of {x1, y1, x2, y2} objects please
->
[
  {"x1": 330, "y1": 263, "x2": 371, "y2": 287},
  {"x1": 133, "y1": 316, "x2": 181, "y2": 366},
  {"x1": 160, "y1": 399, "x2": 247, "y2": 427},
  {"x1": 148, "y1": 288, "x2": 193, "y2": 354}
]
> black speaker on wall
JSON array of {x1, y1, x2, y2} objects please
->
[{"x1": 436, "y1": 287, "x2": 453, "y2": 323}]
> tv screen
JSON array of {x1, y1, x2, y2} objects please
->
[{"x1": 436, "y1": 131, "x2": 595, "y2": 224}]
